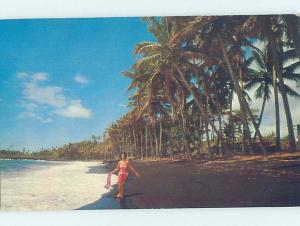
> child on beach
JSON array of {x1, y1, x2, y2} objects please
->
[{"x1": 110, "y1": 152, "x2": 140, "y2": 198}]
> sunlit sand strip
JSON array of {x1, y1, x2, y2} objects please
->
[{"x1": 1, "y1": 161, "x2": 117, "y2": 211}]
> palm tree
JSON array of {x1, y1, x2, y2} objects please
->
[
  {"x1": 100, "y1": 15, "x2": 299, "y2": 160},
  {"x1": 282, "y1": 15, "x2": 300, "y2": 58},
  {"x1": 134, "y1": 17, "x2": 223, "y2": 151},
  {"x1": 244, "y1": 43, "x2": 277, "y2": 146},
  {"x1": 172, "y1": 16, "x2": 267, "y2": 154},
  {"x1": 242, "y1": 15, "x2": 299, "y2": 151},
  {"x1": 245, "y1": 40, "x2": 300, "y2": 150}
]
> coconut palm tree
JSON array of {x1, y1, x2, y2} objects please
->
[
  {"x1": 282, "y1": 15, "x2": 300, "y2": 58},
  {"x1": 242, "y1": 15, "x2": 299, "y2": 151},
  {"x1": 172, "y1": 16, "x2": 267, "y2": 154},
  {"x1": 134, "y1": 17, "x2": 225, "y2": 154},
  {"x1": 245, "y1": 40, "x2": 300, "y2": 150},
  {"x1": 100, "y1": 15, "x2": 299, "y2": 159}
]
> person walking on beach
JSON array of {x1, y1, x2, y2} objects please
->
[{"x1": 110, "y1": 152, "x2": 140, "y2": 198}]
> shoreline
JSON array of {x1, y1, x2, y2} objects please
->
[
  {"x1": 2, "y1": 152, "x2": 300, "y2": 210},
  {"x1": 77, "y1": 162, "x2": 121, "y2": 210},
  {"x1": 1, "y1": 161, "x2": 115, "y2": 211},
  {"x1": 78, "y1": 161, "x2": 138, "y2": 209}
]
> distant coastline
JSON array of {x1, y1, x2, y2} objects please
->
[{"x1": 0, "y1": 149, "x2": 103, "y2": 161}]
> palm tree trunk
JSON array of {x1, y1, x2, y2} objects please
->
[
  {"x1": 197, "y1": 116, "x2": 203, "y2": 156},
  {"x1": 153, "y1": 124, "x2": 159, "y2": 160},
  {"x1": 180, "y1": 105, "x2": 191, "y2": 160},
  {"x1": 145, "y1": 123, "x2": 148, "y2": 159},
  {"x1": 229, "y1": 89, "x2": 235, "y2": 152},
  {"x1": 170, "y1": 107, "x2": 175, "y2": 160},
  {"x1": 211, "y1": 118, "x2": 215, "y2": 142},
  {"x1": 133, "y1": 128, "x2": 137, "y2": 155},
  {"x1": 218, "y1": 34, "x2": 266, "y2": 155},
  {"x1": 149, "y1": 128, "x2": 154, "y2": 159},
  {"x1": 140, "y1": 130, "x2": 144, "y2": 160},
  {"x1": 273, "y1": 65, "x2": 281, "y2": 150},
  {"x1": 174, "y1": 64, "x2": 222, "y2": 141},
  {"x1": 159, "y1": 118, "x2": 163, "y2": 159},
  {"x1": 218, "y1": 109, "x2": 223, "y2": 157},
  {"x1": 239, "y1": 67, "x2": 253, "y2": 155},
  {"x1": 268, "y1": 32, "x2": 296, "y2": 151},
  {"x1": 242, "y1": 120, "x2": 247, "y2": 154},
  {"x1": 205, "y1": 119, "x2": 212, "y2": 159},
  {"x1": 237, "y1": 93, "x2": 252, "y2": 154},
  {"x1": 127, "y1": 131, "x2": 130, "y2": 157},
  {"x1": 253, "y1": 91, "x2": 268, "y2": 140},
  {"x1": 123, "y1": 132, "x2": 126, "y2": 152},
  {"x1": 239, "y1": 68, "x2": 253, "y2": 154},
  {"x1": 152, "y1": 136, "x2": 156, "y2": 160}
]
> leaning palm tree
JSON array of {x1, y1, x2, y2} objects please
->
[
  {"x1": 172, "y1": 16, "x2": 267, "y2": 154},
  {"x1": 134, "y1": 17, "x2": 224, "y2": 151},
  {"x1": 125, "y1": 66, "x2": 170, "y2": 159},
  {"x1": 126, "y1": 17, "x2": 264, "y2": 157}
]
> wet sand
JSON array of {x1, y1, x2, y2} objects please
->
[{"x1": 102, "y1": 152, "x2": 300, "y2": 209}]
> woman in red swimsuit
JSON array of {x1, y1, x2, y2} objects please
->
[{"x1": 110, "y1": 152, "x2": 140, "y2": 198}]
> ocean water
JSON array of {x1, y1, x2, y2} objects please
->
[
  {"x1": 0, "y1": 160, "x2": 117, "y2": 211},
  {"x1": 0, "y1": 159, "x2": 61, "y2": 176}
]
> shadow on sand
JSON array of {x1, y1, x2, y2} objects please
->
[
  {"x1": 118, "y1": 193, "x2": 143, "y2": 209},
  {"x1": 77, "y1": 163, "x2": 143, "y2": 210},
  {"x1": 85, "y1": 164, "x2": 108, "y2": 174},
  {"x1": 77, "y1": 188, "x2": 142, "y2": 210}
]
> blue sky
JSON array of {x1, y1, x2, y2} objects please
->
[{"x1": 0, "y1": 17, "x2": 154, "y2": 151}]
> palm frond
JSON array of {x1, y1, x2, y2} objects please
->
[
  {"x1": 282, "y1": 49, "x2": 300, "y2": 64},
  {"x1": 279, "y1": 83, "x2": 300, "y2": 98},
  {"x1": 284, "y1": 60, "x2": 300, "y2": 73},
  {"x1": 282, "y1": 72, "x2": 300, "y2": 82},
  {"x1": 133, "y1": 54, "x2": 161, "y2": 71},
  {"x1": 134, "y1": 42, "x2": 161, "y2": 55},
  {"x1": 251, "y1": 50, "x2": 267, "y2": 71}
]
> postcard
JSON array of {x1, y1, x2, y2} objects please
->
[{"x1": 0, "y1": 15, "x2": 299, "y2": 211}]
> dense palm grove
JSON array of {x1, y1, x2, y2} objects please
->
[
  {"x1": 4, "y1": 15, "x2": 299, "y2": 161},
  {"x1": 100, "y1": 15, "x2": 300, "y2": 161}
]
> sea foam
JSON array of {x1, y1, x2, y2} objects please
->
[{"x1": 0, "y1": 161, "x2": 117, "y2": 211}]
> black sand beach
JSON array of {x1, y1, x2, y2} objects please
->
[{"x1": 81, "y1": 152, "x2": 300, "y2": 209}]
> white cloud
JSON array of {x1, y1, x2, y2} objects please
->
[
  {"x1": 118, "y1": 103, "x2": 127, "y2": 108},
  {"x1": 23, "y1": 82, "x2": 67, "y2": 107},
  {"x1": 55, "y1": 99, "x2": 91, "y2": 119},
  {"x1": 19, "y1": 72, "x2": 66, "y2": 108},
  {"x1": 22, "y1": 102, "x2": 38, "y2": 111},
  {"x1": 40, "y1": 117, "x2": 53, "y2": 123},
  {"x1": 18, "y1": 111, "x2": 53, "y2": 124},
  {"x1": 16, "y1": 72, "x2": 29, "y2": 79},
  {"x1": 32, "y1": 72, "x2": 48, "y2": 82},
  {"x1": 74, "y1": 74, "x2": 89, "y2": 84},
  {"x1": 17, "y1": 72, "x2": 48, "y2": 82},
  {"x1": 18, "y1": 72, "x2": 92, "y2": 122}
]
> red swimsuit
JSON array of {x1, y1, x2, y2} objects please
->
[{"x1": 118, "y1": 160, "x2": 129, "y2": 184}]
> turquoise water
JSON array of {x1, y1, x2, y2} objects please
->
[{"x1": 0, "y1": 159, "x2": 58, "y2": 175}]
